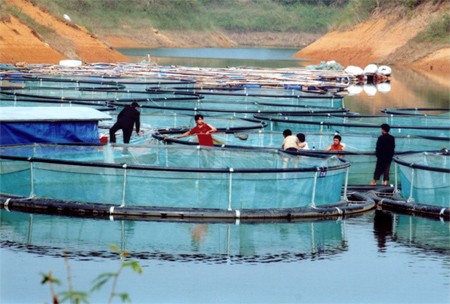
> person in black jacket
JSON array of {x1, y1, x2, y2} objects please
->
[
  {"x1": 109, "y1": 101, "x2": 141, "y2": 144},
  {"x1": 371, "y1": 123, "x2": 395, "y2": 185}
]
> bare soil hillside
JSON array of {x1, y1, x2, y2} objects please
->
[
  {"x1": 1, "y1": 0, "x2": 128, "y2": 63},
  {"x1": 294, "y1": 2, "x2": 449, "y2": 85}
]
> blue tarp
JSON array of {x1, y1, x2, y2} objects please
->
[{"x1": 0, "y1": 122, "x2": 100, "y2": 145}]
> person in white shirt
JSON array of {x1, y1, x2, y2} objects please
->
[
  {"x1": 296, "y1": 133, "x2": 309, "y2": 150},
  {"x1": 281, "y1": 129, "x2": 300, "y2": 152}
]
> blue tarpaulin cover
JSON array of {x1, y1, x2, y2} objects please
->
[
  {"x1": 0, "y1": 107, "x2": 111, "y2": 145},
  {"x1": 1, "y1": 122, "x2": 101, "y2": 145}
]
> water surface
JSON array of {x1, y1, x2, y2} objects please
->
[{"x1": 1, "y1": 210, "x2": 449, "y2": 303}]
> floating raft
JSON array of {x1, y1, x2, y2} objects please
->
[
  {"x1": 0, "y1": 191, "x2": 375, "y2": 220},
  {"x1": 367, "y1": 189, "x2": 450, "y2": 220},
  {"x1": 1, "y1": 63, "x2": 361, "y2": 93}
]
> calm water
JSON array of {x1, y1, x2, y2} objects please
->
[
  {"x1": 1, "y1": 48, "x2": 449, "y2": 304},
  {"x1": 119, "y1": 47, "x2": 305, "y2": 69},
  {"x1": 1, "y1": 210, "x2": 449, "y2": 303}
]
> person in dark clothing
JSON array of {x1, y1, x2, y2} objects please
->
[
  {"x1": 371, "y1": 123, "x2": 395, "y2": 185},
  {"x1": 109, "y1": 101, "x2": 141, "y2": 144}
]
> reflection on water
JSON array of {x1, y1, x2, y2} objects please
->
[
  {"x1": 373, "y1": 210, "x2": 394, "y2": 252},
  {"x1": 373, "y1": 209, "x2": 450, "y2": 255},
  {"x1": 0, "y1": 210, "x2": 347, "y2": 264},
  {"x1": 391, "y1": 212, "x2": 450, "y2": 253},
  {"x1": 345, "y1": 66, "x2": 450, "y2": 114}
]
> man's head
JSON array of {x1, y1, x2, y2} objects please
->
[
  {"x1": 333, "y1": 134, "x2": 342, "y2": 144},
  {"x1": 296, "y1": 133, "x2": 306, "y2": 142},
  {"x1": 194, "y1": 114, "x2": 205, "y2": 125},
  {"x1": 283, "y1": 129, "x2": 292, "y2": 138},
  {"x1": 131, "y1": 101, "x2": 140, "y2": 108},
  {"x1": 381, "y1": 123, "x2": 390, "y2": 133}
]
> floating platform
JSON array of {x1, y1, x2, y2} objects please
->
[{"x1": 0, "y1": 191, "x2": 375, "y2": 221}]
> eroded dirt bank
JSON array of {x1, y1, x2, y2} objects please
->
[{"x1": 294, "y1": 2, "x2": 449, "y2": 84}]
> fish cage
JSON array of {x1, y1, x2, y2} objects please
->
[
  {"x1": 0, "y1": 96, "x2": 116, "y2": 111},
  {"x1": 105, "y1": 113, "x2": 267, "y2": 133},
  {"x1": 0, "y1": 86, "x2": 201, "y2": 104},
  {"x1": 146, "y1": 87, "x2": 344, "y2": 109},
  {"x1": 256, "y1": 113, "x2": 450, "y2": 138},
  {"x1": 0, "y1": 144, "x2": 375, "y2": 219},
  {"x1": 393, "y1": 151, "x2": 450, "y2": 208},
  {"x1": 153, "y1": 130, "x2": 449, "y2": 185},
  {"x1": 381, "y1": 107, "x2": 450, "y2": 117},
  {"x1": 1, "y1": 74, "x2": 196, "y2": 90},
  {"x1": 111, "y1": 99, "x2": 347, "y2": 116}
]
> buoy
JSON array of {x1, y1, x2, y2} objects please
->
[
  {"x1": 344, "y1": 65, "x2": 364, "y2": 76},
  {"x1": 377, "y1": 65, "x2": 392, "y2": 76},
  {"x1": 364, "y1": 64, "x2": 378, "y2": 75},
  {"x1": 59, "y1": 60, "x2": 82, "y2": 67}
]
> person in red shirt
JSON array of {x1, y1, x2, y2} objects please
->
[
  {"x1": 173, "y1": 114, "x2": 217, "y2": 145},
  {"x1": 325, "y1": 134, "x2": 345, "y2": 151}
]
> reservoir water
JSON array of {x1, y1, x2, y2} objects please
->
[{"x1": 1, "y1": 48, "x2": 449, "y2": 304}]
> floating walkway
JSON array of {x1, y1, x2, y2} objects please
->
[
  {"x1": 0, "y1": 191, "x2": 375, "y2": 221},
  {"x1": 367, "y1": 189, "x2": 450, "y2": 220}
]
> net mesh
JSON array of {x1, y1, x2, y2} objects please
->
[
  {"x1": 395, "y1": 152, "x2": 450, "y2": 207},
  {"x1": 0, "y1": 144, "x2": 348, "y2": 208},
  {"x1": 262, "y1": 115, "x2": 450, "y2": 137}
]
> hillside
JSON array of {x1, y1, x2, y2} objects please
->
[
  {"x1": 0, "y1": 0, "x2": 127, "y2": 64},
  {"x1": 294, "y1": 1, "x2": 450, "y2": 85},
  {"x1": 0, "y1": 0, "x2": 448, "y2": 86}
]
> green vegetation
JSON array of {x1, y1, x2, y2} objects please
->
[
  {"x1": 41, "y1": 245, "x2": 143, "y2": 304},
  {"x1": 6, "y1": 0, "x2": 448, "y2": 43},
  {"x1": 30, "y1": 0, "x2": 350, "y2": 33},
  {"x1": 333, "y1": 0, "x2": 378, "y2": 29},
  {"x1": 4, "y1": 5, "x2": 57, "y2": 38},
  {"x1": 415, "y1": 12, "x2": 450, "y2": 43}
]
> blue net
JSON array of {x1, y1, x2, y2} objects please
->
[
  {"x1": 0, "y1": 144, "x2": 349, "y2": 209},
  {"x1": 395, "y1": 152, "x2": 450, "y2": 207}
]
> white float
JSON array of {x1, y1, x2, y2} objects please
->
[
  {"x1": 59, "y1": 59, "x2": 82, "y2": 67},
  {"x1": 377, "y1": 65, "x2": 392, "y2": 76},
  {"x1": 363, "y1": 64, "x2": 378, "y2": 75}
]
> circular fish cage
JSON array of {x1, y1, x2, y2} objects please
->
[
  {"x1": 364, "y1": 151, "x2": 450, "y2": 219},
  {"x1": 0, "y1": 143, "x2": 375, "y2": 219}
]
